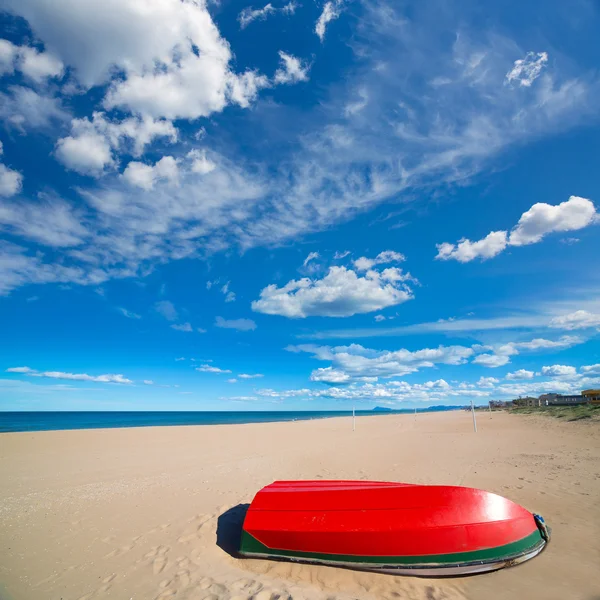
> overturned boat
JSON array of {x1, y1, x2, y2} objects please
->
[{"x1": 239, "y1": 480, "x2": 550, "y2": 576}]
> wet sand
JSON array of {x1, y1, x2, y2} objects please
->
[{"x1": 1, "y1": 410, "x2": 599, "y2": 600}]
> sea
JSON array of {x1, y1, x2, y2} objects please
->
[{"x1": 0, "y1": 409, "x2": 427, "y2": 433}]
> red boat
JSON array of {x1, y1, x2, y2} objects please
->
[{"x1": 239, "y1": 480, "x2": 549, "y2": 576}]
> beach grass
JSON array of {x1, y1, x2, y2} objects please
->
[{"x1": 510, "y1": 403, "x2": 600, "y2": 422}]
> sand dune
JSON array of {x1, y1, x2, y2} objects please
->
[{"x1": 1, "y1": 411, "x2": 599, "y2": 600}]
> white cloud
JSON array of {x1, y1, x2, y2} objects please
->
[
  {"x1": 374, "y1": 315, "x2": 386, "y2": 322},
  {"x1": 477, "y1": 376, "x2": 500, "y2": 387},
  {"x1": 227, "y1": 378, "x2": 238, "y2": 383},
  {"x1": 221, "y1": 281, "x2": 236, "y2": 303},
  {"x1": 175, "y1": 357, "x2": 186, "y2": 361},
  {"x1": 187, "y1": 149, "x2": 216, "y2": 175},
  {"x1": 334, "y1": 250, "x2": 350, "y2": 260},
  {"x1": 0, "y1": 85, "x2": 69, "y2": 131},
  {"x1": 6, "y1": 366, "x2": 34, "y2": 373},
  {"x1": 310, "y1": 367, "x2": 350, "y2": 383},
  {"x1": 549, "y1": 310, "x2": 600, "y2": 330},
  {"x1": 215, "y1": 316, "x2": 257, "y2": 331},
  {"x1": 197, "y1": 327, "x2": 207, "y2": 333},
  {"x1": 171, "y1": 322, "x2": 193, "y2": 332},
  {"x1": 122, "y1": 156, "x2": 179, "y2": 190},
  {"x1": 353, "y1": 250, "x2": 405, "y2": 272},
  {"x1": 541, "y1": 364, "x2": 578, "y2": 379},
  {"x1": 581, "y1": 364, "x2": 600, "y2": 375},
  {"x1": 506, "y1": 369, "x2": 535, "y2": 380},
  {"x1": 0, "y1": 40, "x2": 63, "y2": 82},
  {"x1": 117, "y1": 307, "x2": 141, "y2": 319},
  {"x1": 0, "y1": 194, "x2": 88, "y2": 247},
  {"x1": 315, "y1": 0, "x2": 343, "y2": 41},
  {"x1": 303, "y1": 252, "x2": 320, "y2": 267},
  {"x1": 274, "y1": 52, "x2": 309, "y2": 85},
  {"x1": 56, "y1": 131, "x2": 114, "y2": 176},
  {"x1": 238, "y1": 3, "x2": 275, "y2": 28},
  {"x1": 436, "y1": 231, "x2": 507, "y2": 263},
  {"x1": 505, "y1": 52, "x2": 548, "y2": 87},
  {"x1": 472, "y1": 353, "x2": 511, "y2": 368},
  {"x1": 238, "y1": 373, "x2": 264, "y2": 379},
  {"x1": 0, "y1": 163, "x2": 23, "y2": 197},
  {"x1": 154, "y1": 300, "x2": 178, "y2": 322},
  {"x1": 509, "y1": 196, "x2": 597, "y2": 246},
  {"x1": 288, "y1": 342, "x2": 474, "y2": 379},
  {"x1": 196, "y1": 364, "x2": 232, "y2": 374},
  {"x1": 143, "y1": 379, "x2": 154, "y2": 385},
  {"x1": 7, "y1": 366, "x2": 132, "y2": 383},
  {"x1": 252, "y1": 265, "x2": 414, "y2": 318},
  {"x1": 437, "y1": 196, "x2": 596, "y2": 262}
]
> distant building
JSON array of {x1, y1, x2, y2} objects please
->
[
  {"x1": 582, "y1": 389, "x2": 600, "y2": 405},
  {"x1": 541, "y1": 394, "x2": 586, "y2": 406},
  {"x1": 512, "y1": 397, "x2": 540, "y2": 407},
  {"x1": 489, "y1": 400, "x2": 511, "y2": 409},
  {"x1": 539, "y1": 393, "x2": 559, "y2": 405}
]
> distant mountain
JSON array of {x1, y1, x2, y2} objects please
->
[{"x1": 372, "y1": 406, "x2": 393, "y2": 412}]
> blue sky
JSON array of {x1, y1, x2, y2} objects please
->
[{"x1": 1, "y1": 0, "x2": 599, "y2": 411}]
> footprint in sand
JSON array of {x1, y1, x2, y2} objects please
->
[
  {"x1": 232, "y1": 578, "x2": 263, "y2": 595},
  {"x1": 155, "y1": 589, "x2": 177, "y2": 600},
  {"x1": 153, "y1": 555, "x2": 168, "y2": 575},
  {"x1": 102, "y1": 574, "x2": 116, "y2": 584}
]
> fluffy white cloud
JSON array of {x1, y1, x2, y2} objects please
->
[
  {"x1": 581, "y1": 364, "x2": 600, "y2": 375},
  {"x1": 55, "y1": 130, "x2": 114, "y2": 176},
  {"x1": 0, "y1": 163, "x2": 23, "y2": 197},
  {"x1": 505, "y1": 52, "x2": 548, "y2": 87},
  {"x1": 541, "y1": 364, "x2": 578, "y2": 379},
  {"x1": 238, "y1": 373, "x2": 264, "y2": 379},
  {"x1": 274, "y1": 52, "x2": 309, "y2": 85},
  {"x1": 549, "y1": 310, "x2": 600, "y2": 330},
  {"x1": 353, "y1": 250, "x2": 405, "y2": 271},
  {"x1": 187, "y1": 149, "x2": 216, "y2": 175},
  {"x1": 509, "y1": 196, "x2": 597, "y2": 246},
  {"x1": 436, "y1": 231, "x2": 507, "y2": 263},
  {"x1": 477, "y1": 376, "x2": 500, "y2": 387},
  {"x1": 506, "y1": 369, "x2": 535, "y2": 380},
  {"x1": 315, "y1": 0, "x2": 343, "y2": 41},
  {"x1": 0, "y1": 39, "x2": 63, "y2": 82},
  {"x1": 7, "y1": 366, "x2": 132, "y2": 383},
  {"x1": 288, "y1": 342, "x2": 474, "y2": 379},
  {"x1": 171, "y1": 322, "x2": 193, "y2": 332},
  {"x1": 252, "y1": 265, "x2": 414, "y2": 318},
  {"x1": 122, "y1": 157, "x2": 179, "y2": 190},
  {"x1": 437, "y1": 196, "x2": 596, "y2": 262},
  {"x1": 214, "y1": 316, "x2": 257, "y2": 331},
  {"x1": 154, "y1": 300, "x2": 178, "y2": 322},
  {"x1": 310, "y1": 367, "x2": 351, "y2": 383},
  {"x1": 196, "y1": 364, "x2": 232, "y2": 374}
]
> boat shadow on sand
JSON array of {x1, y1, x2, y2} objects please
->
[{"x1": 216, "y1": 503, "x2": 250, "y2": 558}]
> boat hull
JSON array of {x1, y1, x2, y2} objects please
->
[{"x1": 239, "y1": 480, "x2": 549, "y2": 575}]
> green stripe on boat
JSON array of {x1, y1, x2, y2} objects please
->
[{"x1": 240, "y1": 529, "x2": 544, "y2": 566}]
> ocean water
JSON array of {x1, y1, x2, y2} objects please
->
[{"x1": 0, "y1": 410, "x2": 416, "y2": 433}]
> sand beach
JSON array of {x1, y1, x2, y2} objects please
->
[{"x1": 1, "y1": 410, "x2": 599, "y2": 600}]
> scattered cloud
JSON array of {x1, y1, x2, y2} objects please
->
[
  {"x1": 334, "y1": 250, "x2": 350, "y2": 260},
  {"x1": 541, "y1": 364, "x2": 578, "y2": 378},
  {"x1": 581, "y1": 364, "x2": 600, "y2": 375},
  {"x1": 143, "y1": 379, "x2": 154, "y2": 385},
  {"x1": 215, "y1": 316, "x2": 257, "y2": 331},
  {"x1": 303, "y1": 252, "x2": 320, "y2": 267},
  {"x1": 550, "y1": 310, "x2": 600, "y2": 330},
  {"x1": 196, "y1": 364, "x2": 232, "y2": 374},
  {"x1": 506, "y1": 369, "x2": 535, "y2": 380},
  {"x1": 353, "y1": 250, "x2": 405, "y2": 272},
  {"x1": 0, "y1": 39, "x2": 64, "y2": 82},
  {"x1": 122, "y1": 156, "x2": 179, "y2": 190},
  {"x1": 171, "y1": 322, "x2": 193, "y2": 332},
  {"x1": 310, "y1": 367, "x2": 351, "y2": 383},
  {"x1": 238, "y1": 373, "x2": 264, "y2": 379},
  {"x1": 436, "y1": 196, "x2": 596, "y2": 262},
  {"x1": 6, "y1": 366, "x2": 132, "y2": 383},
  {"x1": 477, "y1": 376, "x2": 500, "y2": 388},
  {"x1": 227, "y1": 378, "x2": 238, "y2": 383},
  {"x1": 0, "y1": 141, "x2": 23, "y2": 197},
  {"x1": 288, "y1": 342, "x2": 474, "y2": 379},
  {"x1": 221, "y1": 281, "x2": 236, "y2": 303},
  {"x1": 155, "y1": 300, "x2": 178, "y2": 322},
  {"x1": 175, "y1": 357, "x2": 186, "y2": 361},
  {"x1": 374, "y1": 315, "x2": 386, "y2": 322},
  {"x1": 238, "y1": 1, "x2": 297, "y2": 29},
  {"x1": 252, "y1": 264, "x2": 415, "y2": 318},
  {"x1": 117, "y1": 307, "x2": 142, "y2": 319},
  {"x1": 315, "y1": 0, "x2": 344, "y2": 41},
  {"x1": 505, "y1": 52, "x2": 548, "y2": 87},
  {"x1": 472, "y1": 353, "x2": 511, "y2": 368},
  {"x1": 274, "y1": 52, "x2": 309, "y2": 85}
]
